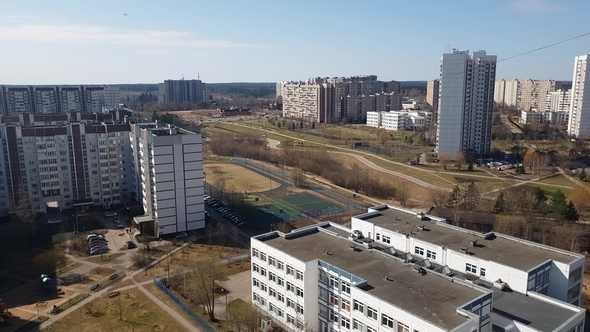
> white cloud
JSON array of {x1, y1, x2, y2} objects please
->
[
  {"x1": 508, "y1": 0, "x2": 568, "y2": 13},
  {"x1": 0, "y1": 24, "x2": 256, "y2": 48}
]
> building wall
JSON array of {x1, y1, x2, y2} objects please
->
[
  {"x1": 426, "y1": 79, "x2": 440, "y2": 115},
  {"x1": 437, "y1": 50, "x2": 496, "y2": 158},
  {"x1": 250, "y1": 236, "x2": 481, "y2": 332},
  {"x1": 158, "y1": 79, "x2": 206, "y2": 105},
  {"x1": 568, "y1": 54, "x2": 590, "y2": 138}
]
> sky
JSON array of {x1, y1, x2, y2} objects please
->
[{"x1": 1, "y1": 0, "x2": 589, "y2": 84}]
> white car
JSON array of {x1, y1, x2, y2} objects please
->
[{"x1": 104, "y1": 211, "x2": 117, "y2": 218}]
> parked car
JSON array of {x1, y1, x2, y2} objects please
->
[
  {"x1": 104, "y1": 211, "x2": 117, "y2": 218},
  {"x1": 89, "y1": 238, "x2": 107, "y2": 245},
  {"x1": 126, "y1": 241, "x2": 137, "y2": 249},
  {"x1": 47, "y1": 219, "x2": 61, "y2": 224},
  {"x1": 116, "y1": 221, "x2": 124, "y2": 228},
  {"x1": 86, "y1": 234, "x2": 98, "y2": 241}
]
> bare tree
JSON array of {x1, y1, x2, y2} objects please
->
[
  {"x1": 291, "y1": 167, "x2": 306, "y2": 188},
  {"x1": 550, "y1": 224, "x2": 583, "y2": 252},
  {"x1": 395, "y1": 181, "x2": 410, "y2": 206},
  {"x1": 439, "y1": 152, "x2": 452, "y2": 170},
  {"x1": 274, "y1": 221, "x2": 294, "y2": 233},
  {"x1": 493, "y1": 215, "x2": 526, "y2": 237},
  {"x1": 428, "y1": 187, "x2": 449, "y2": 207},
  {"x1": 33, "y1": 250, "x2": 67, "y2": 278},
  {"x1": 226, "y1": 299, "x2": 259, "y2": 332},
  {"x1": 455, "y1": 152, "x2": 466, "y2": 171},
  {"x1": 8, "y1": 185, "x2": 37, "y2": 243},
  {"x1": 187, "y1": 261, "x2": 226, "y2": 321}
]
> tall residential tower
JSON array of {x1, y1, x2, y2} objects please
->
[
  {"x1": 437, "y1": 50, "x2": 496, "y2": 158},
  {"x1": 568, "y1": 54, "x2": 590, "y2": 138}
]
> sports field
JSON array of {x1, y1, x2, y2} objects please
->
[{"x1": 278, "y1": 192, "x2": 339, "y2": 214}]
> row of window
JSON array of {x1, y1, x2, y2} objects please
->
[
  {"x1": 414, "y1": 246, "x2": 436, "y2": 260},
  {"x1": 319, "y1": 270, "x2": 351, "y2": 295},
  {"x1": 252, "y1": 248, "x2": 304, "y2": 280}
]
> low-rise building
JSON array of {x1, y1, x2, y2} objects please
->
[
  {"x1": 251, "y1": 214, "x2": 585, "y2": 332},
  {"x1": 520, "y1": 110, "x2": 569, "y2": 125}
]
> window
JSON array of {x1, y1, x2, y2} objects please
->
[
  {"x1": 260, "y1": 253, "x2": 267, "y2": 262},
  {"x1": 330, "y1": 276, "x2": 339, "y2": 288},
  {"x1": 376, "y1": 233, "x2": 380, "y2": 241},
  {"x1": 330, "y1": 293, "x2": 339, "y2": 305},
  {"x1": 341, "y1": 282, "x2": 351, "y2": 294},
  {"x1": 287, "y1": 298, "x2": 295, "y2": 309},
  {"x1": 329, "y1": 310, "x2": 338, "y2": 323},
  {"x1": 381, "y1": 314, "x2": 394, "y2": 328},
  {"x1": 269, "y1": 272, "x2": 277, "y2": 283},
  {"x1": 466, "y1": 263, "x2": 477, "y2": 274},
  {"x1": 253, "y1": 278, "x2": 260, "y2": 288},
  {"x1": 268, "y1": 256, "x2": 276, "y2": 267},
  {"x1": 287, "y1": 282, "x2": 295, "y2": 293},
  {"x1": 319, "y1": 287, "x2": 328, "y2": 301},
  {"x1": 252, "y1": 248, "x2": 259, "y2": 258},
  {"x1": 319, "y1": 304, "x2": 328, "y2": 318},
  {"x1": 277, "y1": 260, "x2": 284, "y2": 271},
  {"x1": 382, "y1": 235, "x2": 391, "y2": 244},
  {"x1": 260, "y1": 268, "x2": 267, "y2": 277},
  {"x1": 296, "y1": 304, "x2": 304, "y2": 315},
  {"x1": 353, "y1": 319, "x2": 364, "y2": 331},
  {"x1": 341, "y1": 299, "x2": 350, "y2": 312},
  {"x1": 367, "y1": 327, "x2": 376, "y2": 332},
  {"x1": 397, "y1": 322, "x2": 409, "y2": 332},
  {"x1": 269, "y1": 288, "x2": 277, "y2": 298},
  {"x1": 277, "y1": 276, "x2": 285, "y2": 287},
  {"x1": 296, "y1": 270, "x2": 304, "y2": 281},
  {"x1": 480, "y1": 268, "x2": 486, "y2": 278},
  {"x1": 296, "y1": 287, "x2": 304, "y2": 297},
  {"x1": 287, "y1": 314, "x2": 295, "y2": 325},
  {"x1": 414, "y1": 246, "x2": 424, "y2": 256},
  {"x1": 260, "y1": 283, "x2": 267, "y2": 292},
  {"x1": 319, "y1": 270, "x2": 328, "y2": 284},
  {"x1": 367, "y1": 306, "x2": 378, "y2": 320},
  {"x1": 353, "y1": 300, "x2": 364, "y2": 313},
  {"x1": 253, "y1": 263, "x2": 260, "y2": 274},
  {"x1": 341, "y1": 317, "x2": 351, "y2": 330},
  {"x1": 287, "y1": 265, "x2": 295, "y2": 276},
  {"x1": 426, "y1": 250, "x2": 436, "y2": 260},
  {"x1": 277, "y1": 292, "x2": 284, "y2": 303}
]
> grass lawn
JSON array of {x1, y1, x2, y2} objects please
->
[
  {"x1": 204, "y1": 163, "x2": 280, "y2": 193},
  {"x1": 521, "y1": 184, "x2": 572, "y2": 198},
  {"x1": 58, "y1": 261, "x2": 83, "y2": 275},
  {"x1": 531, "y1": 174, "x2": 574, "y2": 189},
  {"x1": 47, "y1": 288, "x2": 191, "y2": 332}
]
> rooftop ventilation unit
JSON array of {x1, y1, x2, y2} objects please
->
[
  {"x1": 418, "y1": 225, "x2": 426, "y2": 231},
  {"x1": 471, "y1": 240, "x2": 478, "y2": 247},
  {"x1": 442, "y1": 265, "x2": 454, "y2": 276},
  {"x1": 384, "y1": 276, "x2": 394, "y2": 282},
  {"x1": 460, "y1": 248, "x2": 470, "y2": 254},
  {"x1": 325, "y1": 250, "x2": 333, "y2": 256}
]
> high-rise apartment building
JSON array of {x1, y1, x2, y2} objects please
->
[
  {"x1": 0, "y1": 85, "x2": 119, "y2": 115},
  {"x1": 0, "y1": 110, "x2": 204, "y2": 235},
  {"x1": 426, "y1": 79, "x2": 439, "y2": 117},
  {"x1": 437, "y1": 50, "x2": 496, "y2": 158},
  {"x1": 546, "y1": 89, "x2": 572, "y2": 112},
  {"x1": 130, "y1": 123, "x2": 205, "y2": 235},
  {"x1": 158, "y1": 79, "x2": 207, "y2": 105},
  {"x1": 494, "y1": 79, "x2": 559, "y2": 111},
  {"x1": 281, "y1": 76, "x2": 401, "y2": 124},
  {"x1": 568, "y1": 54, "x2": 590, "y2": 138}
]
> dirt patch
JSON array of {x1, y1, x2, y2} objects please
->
[{"x1": 204, "y1": 163, "x2": 280, "y2": 193}]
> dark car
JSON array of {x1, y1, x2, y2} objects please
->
[{"x1": 126, "y1": 241, "x2": 137, "y2": 249}]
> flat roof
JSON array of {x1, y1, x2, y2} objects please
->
[
  {"x1": 359, "y1": 207, "x2": 580, "y2": 271},
  {"x1": 492, "y1": 290, "x2": 579, "y2": 331},
  {"x1": 258, "y1": 227, "x2": 486, "y2": 331}
]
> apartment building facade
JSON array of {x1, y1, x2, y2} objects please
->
[
  {"x1": 130, "y1": 123, "x2": 205, "y2": 235},
  {"x1": 426, "y1": 79, "x2": 439, "y2": 117},
  {"x1": 546, "y1": 89, "x2": 572, "y2": 112},
  {"x1": 0, "y1": 85, "x2": 120, "y2": 115},
  {"x1": 281, "y1": 76, "x2": 401, "y2": 124},
  {"x1": 568, "y1": 54, "x2": 590, "y2": 138},
  {"x1": 158, "y1": 79, "x2": 207, "y2": 105},
  {"x1": 437, "y1": 50, "x2": 496, "y2": 158},
  {"x1": 252, "y1": 218, "x2": 585, "y2": 332},
  {"x1": 494, "y1": 79, "x2": 560, "y2": 111},
  {"x1": 0, "y1": 110, "x2": 205, "y2": 235}
]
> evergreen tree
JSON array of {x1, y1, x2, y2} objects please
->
[
  {"x1": 448, "y1": 185, "x2": 462, "y2": 206},
  {"x1": 535, "y1": 186, "x2": 547, "y2": 203},
  {"x1": 563, "y1": 200, "x2": 579, "y2": 222},
  {"x1": 493, "y1": 191, "x2": 505, "y2": 212},
  {"x1": 579, "y1": 169, "x2": 587, "y2": 181},
  {"x1": 151, "y1": 111, "x2": 159, "y2": 122},
  {"x1": 467, "y1": 162, "x2": 474, "y2": 172},
  {"x1": 550, "y1": 189, "x2": 567, "y2": 217}
]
